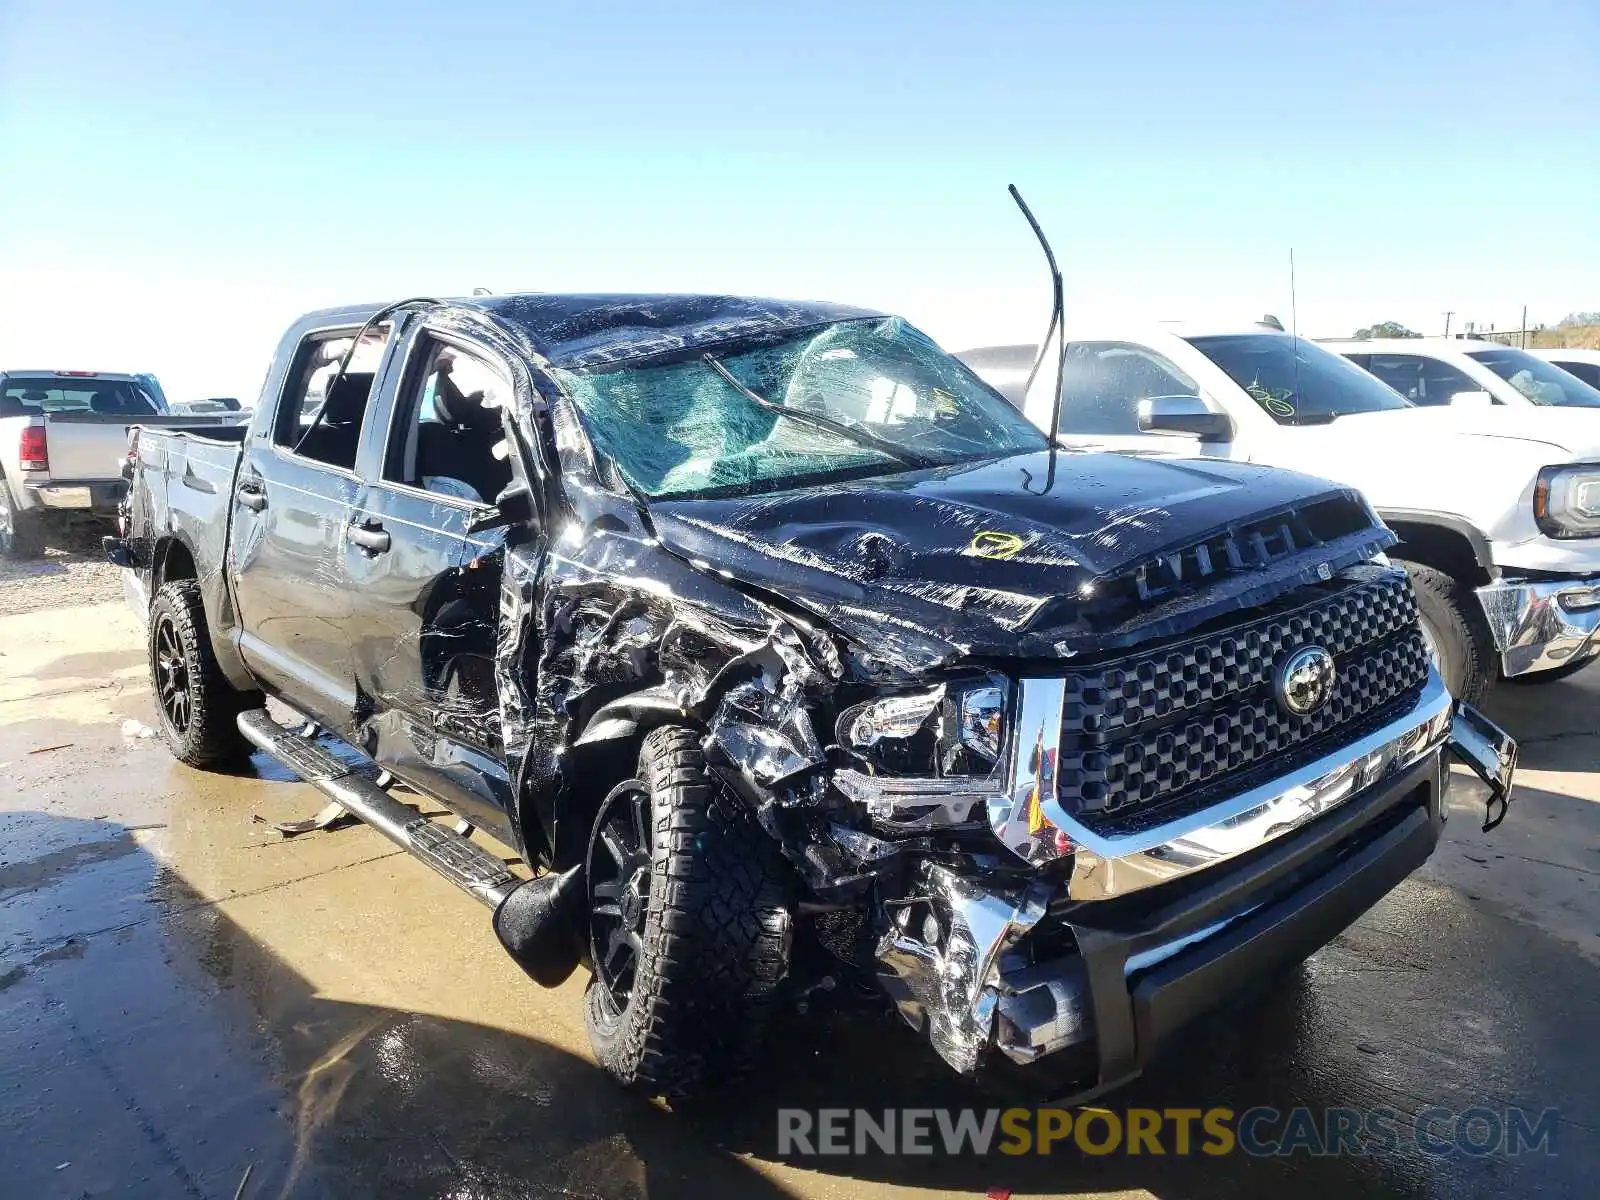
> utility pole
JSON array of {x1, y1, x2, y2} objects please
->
[
  {"x1": 1442, "y1": 311, "x2": 1454, "y2": 338},
  {"x1": 1521, "y1": 305, "x2": 1529, "y2": 349}
]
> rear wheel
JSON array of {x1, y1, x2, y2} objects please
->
[
  {"x1": 1400, "y1": 560, "x2": 1495, "y2": 705},
  {"x1": 583, "y1": 726, "x2": 792, "y2": 1099},
  {"x1": 148, "y1": 580, "x2": 254, "y2": 767},
  {"x1": 0, "y1": 484, "x2": 45, "y2": 559}
]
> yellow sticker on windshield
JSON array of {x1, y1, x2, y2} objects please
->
[{"x1": 967, "y1": 530, "x2": 1027, "y2": 560}]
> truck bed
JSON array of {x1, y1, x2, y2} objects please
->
[{"x1": 39, "y1": 411, "x2": 246, "y2": 482}]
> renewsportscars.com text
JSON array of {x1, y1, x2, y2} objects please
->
[{"x1": 776, "y1": 1106, "x2": 1559, "y2": 1159}]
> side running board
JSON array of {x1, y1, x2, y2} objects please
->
[{"x1": 236, "y1": 709, "x2": 520, "y2": 909}]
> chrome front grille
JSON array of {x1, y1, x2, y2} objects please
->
[{"x1": 1057, "y1": 566, "x2": 1428, "y2": 828}]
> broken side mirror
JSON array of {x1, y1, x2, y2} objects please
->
[
  {"x1": 1138, "y1": 395, "x2": 1233, "y2": 441},
  {"x1": 467, "y1": 481, "x2": 537, "y2": 534}
]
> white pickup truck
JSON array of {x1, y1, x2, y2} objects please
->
[
  {"x1": 959, "y1": 327, "x2": 1600, "y2": 703},
  {"x1": 1321, "y1": 337, "x2": 1600, "y2": 410},
  {"x1": 1534, "y1": 347, "x2": 1600, "y2": 390},
  {"x1": 0, "y1": 370, "x2": 236, "y2": 558}
]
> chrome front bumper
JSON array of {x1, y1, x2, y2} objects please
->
[
  {"x1": 1477, "y1": 574, "x2": 1600, "y2": 677},
  {"x1": 873, "y1": 676, "x2": 1517, "y2": 1076},
  {"x1": 988, "y1": 672, "x2": 1485, "y2": 899}
]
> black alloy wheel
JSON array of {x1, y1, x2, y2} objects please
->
[
  {"x1": 153, "y1": 610, "x2": 193, "y2": 735},
  {"x1": 587, "y1": 780, "x2": 653, "y2": 1011}
]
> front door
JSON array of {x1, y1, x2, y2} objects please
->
[
  {"x1": 1052, "y1": 340, "x2": 1234, "y2": 460},
  {"x1": 229, "y1": 324, "x2": 390, "y2": 729},
  {"x1": 342, "y1": 330, "x2": 518, "y2": 843}
]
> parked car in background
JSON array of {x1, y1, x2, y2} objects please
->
[
  {"x1": 1324, "y1": 338, "x2": 1600, "y2": 409},
  {"x1": 1533, "y1": 347, "x2": 1600, "y2": 390},
  {"x1": 170, "y1": 397, "x2": 245, "y2": 415},
  {"x1": 108, "y1": 292, "x2": 1514, "y2": 1104},
  {"x1": 0, "y1": 369, "x2": 236, "y2": 558},
  {"x1": 960, "y1": 327, "x2": 1600, "y2": 703}
]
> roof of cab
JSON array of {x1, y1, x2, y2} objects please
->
[{"x1": 297, "y1": 293, "x2": 885, "y2": 371}]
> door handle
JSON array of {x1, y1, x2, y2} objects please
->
[
  {"x1": 348, "y1": 520, "x2": 391, "y2": 554},
  {"x1": 236, "y1": 480, "x2": 267, "y2": 511}
]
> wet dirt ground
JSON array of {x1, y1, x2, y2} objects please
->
[{"x1": 2, "y1": 595, "x2": 1597, "y2": 1199}]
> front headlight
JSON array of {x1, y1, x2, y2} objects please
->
[
  {"x1": 837, "y1": 678, "x2": 1007, "y2": 773},
  {"x1": 1535, "y1": 464, "x2": 1600, "y2": 538},
  {"x1": 956, "y1": 685, "x2": 1004, "y2": 761}
]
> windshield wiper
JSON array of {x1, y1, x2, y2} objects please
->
[{"x1": 700, "y1": 354, "x2": 937, "y2": 471}]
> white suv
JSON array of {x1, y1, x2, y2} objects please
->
[
  {"x1": 959, "y1": 327, "x2": 1600, "y2": 703},
  {"x1": 1323, "y1": 337, "x2": 1600, "y2": 409}
]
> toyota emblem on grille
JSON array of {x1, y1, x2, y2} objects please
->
[{"x1": 1277, "y1": 646, "x2": 1336, "y2": 716}]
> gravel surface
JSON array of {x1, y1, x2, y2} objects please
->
[{"x1": 0, "y1": 530, "x2": 126, "y2": 617}]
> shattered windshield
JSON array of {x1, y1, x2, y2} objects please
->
[
  {"x1": 553, "y1": 317, "x2": 1047, "y2": 499},
  {"x1": 1187, "y1": 334, "x2": 1411, "y2": 424},
  {"x1": 1466, "y1": 348, "x2": 1600, "y2": 408}
]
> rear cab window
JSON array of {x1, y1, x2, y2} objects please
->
[{"x1": 0, "y1": 377, "x2": 159, "y2": 417}]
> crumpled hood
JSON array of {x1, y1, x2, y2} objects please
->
[{"x1": 649, "y1": 450, "x2": 1386, "y2": 666}]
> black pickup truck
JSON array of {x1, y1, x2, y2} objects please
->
[{"x1": 108, "y1": 293, "x2": 1516, "y2": 1101}]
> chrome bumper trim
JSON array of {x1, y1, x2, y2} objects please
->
[
  {"x1": 26, "y1": 483, "x2": 94, "y2": 509},
  {"x1": 989, "y1": 672, "x2": 1457, "y2": 900},
  {"x1": 874, "y1": 673, "x2": 1518, "y2": 1075},
  {"x1": 872, "y1": 861, "x2": 1054, "y2": 1074},
  {"x1": 1476, "y1": 574, "x2": 1600, "y2": 677}
]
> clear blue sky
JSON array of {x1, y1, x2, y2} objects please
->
[{"x1": 2, "y1": 0, "x2": 1596, "y2": 401}]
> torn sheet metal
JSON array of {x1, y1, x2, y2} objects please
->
[{"x1": 874, "y1": 863, "x2": 1055, "y2": 1075}]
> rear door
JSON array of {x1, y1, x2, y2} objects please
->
[
  {"x1": 341, "y1": 327, "x2": 518, "y2": 841},
  {"x1": 228, "y1": 323, "x2": 393, "y2": 730}
]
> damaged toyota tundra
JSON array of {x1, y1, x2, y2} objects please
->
[{"x1": 108, "y1": 291, "x2": 1518, "y2": 1104}]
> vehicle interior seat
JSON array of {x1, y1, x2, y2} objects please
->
[
  {"x1": 296, "y1": 372, "x2": 373, "y2": 470},
  {"x1": 89, "y1": 390, "x2": 132, "y2": 415},
  {"x1": 414, "y1": 373, "x2": 511, "y2": 504}
]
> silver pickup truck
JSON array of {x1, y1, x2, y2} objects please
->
[{"x1": 0, "y1": 370, "x2": 239, "y2": 558}]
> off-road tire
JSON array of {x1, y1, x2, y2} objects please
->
[
  {"x1": 584, "y1": 726, "x2": 792, "y2": 1099},
  {"x1": 148, "y1": 580, "x2": 254, "y2": 767},
  {"x1": 0, "y1": 482, "x2": 46, "y2": 559},
  {"x1": 1399, "y1": 560, "x2": 1494, "y2": 705},
  {"x1": 1505, "y1": 650, "x2": 1600, "y2": 685}
]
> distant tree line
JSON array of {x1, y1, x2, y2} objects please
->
[
  {"x1": 1353, "y1": 321, "x2": 1421, "y2": 339},
  {"x1": 1559, "y1": 312, "x2": 1600, "y2": 327}
]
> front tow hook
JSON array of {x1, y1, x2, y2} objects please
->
[{"x1": 1447, "y1": 701, "x2": 1519, "y2": 831}]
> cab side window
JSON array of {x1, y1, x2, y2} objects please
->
[
  {"x1": 1364, "y1": 354, "x2": 1481, "y2": 407},
  {"x1": 275, "y1": 327, "x2": 390, "y2": 470},
  {"x1": 1057, "y1": 342, "x2": 1201, "y2": 435},
  {"x1": 386, "y1": 338, "x2": 513, "y2": 505}
]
